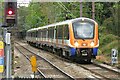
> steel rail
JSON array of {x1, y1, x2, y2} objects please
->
[
  {"x1": 15, "y1": 42, "x2": 75, "y2": 80},
  {"x1": 15, "y1": 46, "x2": 47, "y2": 78},
  {"x1": 77, "y1": 63, "x2": 119, "y2": 80}
]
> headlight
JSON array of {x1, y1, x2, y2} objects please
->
[
  {"x1": 82, "y1": 43, "x2": 87, "y2": 46},
  {"x1": 75, "y1": 42, "x2": 79, "y2": 47},
  {"x1": 90, "y1": 42, "x2": 94, "y2": 46}
]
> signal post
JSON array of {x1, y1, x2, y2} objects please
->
[{"x1": 2, "y1": 0, "x2": 17, "y2": 79}]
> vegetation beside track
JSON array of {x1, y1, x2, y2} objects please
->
[{"x1": 97, "y1": 27, "x2": 119, "y2": 67}]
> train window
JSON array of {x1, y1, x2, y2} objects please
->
[
  {"x1": 57, "y1": 25, "x2": 63, "y2": 39},
  {"x1": 48, "y1": 27, "x2": 54, "y2": 39},
  {"x1": 42, "y1": 29, "x2": 47, "y2": 38},
  {"x1": 36, "y1": 31, "x2": 38, "y2": 37},
  {"x1": 38, "y1": 30, "x2": 41, "y2": 38},
  {"x1": 64, "y1": 25, "x2": 69, "y2": 40}
]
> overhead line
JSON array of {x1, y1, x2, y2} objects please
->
[{"x1": 57, "y1": 2, "x2": 76, "y2": 18}]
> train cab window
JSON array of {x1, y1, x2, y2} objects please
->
[
  {"x1": 64, "y1": 25, "x2": 69, "y2": 40},
  {"x1": 73, "y1": 21, "x2": 94, "y2": 39},
  {"x1": 57, "y1": 25, "x2": 63, "y2": 39}
]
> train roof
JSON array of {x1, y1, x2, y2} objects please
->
[
  {"x1": 27, "y1": 17, "x2": 97, "y2": 32},
  {"x1": 27, "y1": 28, "x2": 38, "y2": 32}
]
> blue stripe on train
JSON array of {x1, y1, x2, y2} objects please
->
[
  {"x1": 93, "y1": 48, "x2": 98, "y2": 56},
  {"x1": 70, "y1": 48, "x2": 76, "y2": 56}
]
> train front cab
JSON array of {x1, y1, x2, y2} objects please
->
[{"x1": 68, "y1": 18, "x2": 99, "y2": 62}]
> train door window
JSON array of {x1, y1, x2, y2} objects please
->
[
  {"x1": 51, "y1": 27, "x2": 54, "y2": 39},
  {"x1": 27, "y1": 32, "x2": 29, "y2": 37},
  {"x1": 48, "y1": 28, "x2": 50, "y2": 38},
  {"x1": 57, "y1": 25, "x2": 63, "y2": 39},
  {"x1": 43, "y1": 29, "x2": 45, "y2": 38},
  {"x1": 30, "y1": 32, "x2": 31, "y2": 37},
  {"x1": 45, "y1": 29, "x2": 47, "y2": 38},
  {"x1": 32, "y1": 32, "x2": 33, "y2": 37},
  {"x1": 41, "y1": 30, "x2": 43, "y2": 38},
  {"x1": 35, "y1": 31, "x2": 36, "y2": 37},
  {"x1": 41, "y1": 31, "x2": 42, "y2": 40},
  {"x1": 64, "y1": 24, "x2": 69, "y2": 40},
  {"x1": 42, "y1": 29, "x2": 44, "y2": 38},
  {"x1": 38, "y1": 30, "x2": 41, "y2": 38},
  {"x1": 32, "y1": 31, "x2": 34, "y2": 37},
  {"x1": 26, "y1": 32, "x2": 28, "y2": 37},
  {"x1": 31, "y1": 32, "x2": 33, "y2": 37},
  {"x1": 34, "y1": 31, "x2": 36, "y2": 38},
  {"x1": 55, "y1": 26, "x2": 57, "y2": 39},
  {"x1": 46, "y1": 29, "x2": 48, "y2": 39},
  {"x1": 34, "y1": 31, "x2": 35, "y2": 37}
]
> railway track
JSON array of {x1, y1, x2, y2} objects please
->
[
  {"x1": 76, "y1": 62, "x2": 120, "y2": 80},
  {"x1": 35, "y1": 43, "x2": 120, "y2": 80},
  {"x1": 15, "y1": 42, "x2": 75, "y2": 80},
  {"x1": 15, "y1": 41, "x2": 120, "y2": 80},
  {"x1": 48, "y1": 50, "x2": 120, "y2": 80},
  {"x1": 50, "y1": 51, "x2": 120, "y2": 80},
  {"x1": 49, "y1": 49, "x2": 120, "y2": 80}
]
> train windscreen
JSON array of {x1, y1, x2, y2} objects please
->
[{"x1": 73, "y1": 21, "x2": 94, "y2": 39}]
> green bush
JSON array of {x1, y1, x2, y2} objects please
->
[{"x1": 99, "y1": 34, "x2": 119, "y2": 48}]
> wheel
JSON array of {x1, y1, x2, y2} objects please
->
[
  {"x1": 53, "y1": 48, "x2": 55, "y2": 54},
  {"x1": 62, "y1": 50, "x2": 66, "y2": 56},
  {"x1": 87, "y1": 59, "x2": 91, "y2": 63}
]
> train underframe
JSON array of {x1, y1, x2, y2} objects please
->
[
  {"x1": 74, "y1": 48, "x2": 95, "y2": 63},
  {"x1": 27, "y1": 41, "x2": 97, "y2": 63}
]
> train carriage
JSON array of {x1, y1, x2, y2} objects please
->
[{"x1": 26, "y1": 17, "x2": 99, "y2": 63}]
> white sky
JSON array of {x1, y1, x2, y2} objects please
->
[
  {"x1": 17, "y1": 0, "x2": 31, "y2": 3},
  {"x1": 17, "y1": 0, "x2": 31, "y2": 7}
]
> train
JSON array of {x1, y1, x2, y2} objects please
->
[{"x1": 26, "y1": 17, "x2": 99, "y2": 63}]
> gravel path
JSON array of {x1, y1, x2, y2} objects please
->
[{"x1": 14, "y1": 44, "x2": 34, "y2": 78}]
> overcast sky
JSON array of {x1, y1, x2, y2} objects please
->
[
  {"x1": 17, "y1": 0, "x2": 31, "y2": 3},
  {"x1": 17, "y1": 0, "x2": 31, "y2": 7}
]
